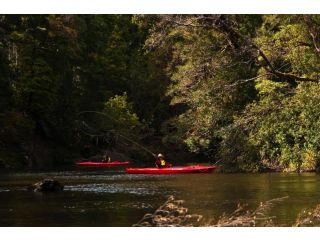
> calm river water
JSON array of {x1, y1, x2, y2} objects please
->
[{"x1": 0, "y1": 168, "x2": 319, "y2": 226}]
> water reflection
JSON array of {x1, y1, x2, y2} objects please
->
[
  {"x1": 0, "y1": 171, "x2": 319, "y2": 226},
  {"x1": 65, "y1": 183, "x2": 175, "y2": 195}
]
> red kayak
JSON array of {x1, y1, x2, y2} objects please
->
[
  {"x1": 76, "y1": 161, "x2": 130, "y2": 167},
  {"x1": 125, "y1": 165, "x2": 218, "y2": 174}
]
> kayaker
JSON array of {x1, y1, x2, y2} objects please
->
[
  {"x1": 102, "y1": 152, "x2": 111, "y2": 163},
  {"x1": 155, "y1": 153, "x2": 171, "y2": 168}
]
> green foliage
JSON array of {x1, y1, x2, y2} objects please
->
[
  {"x1": 144, "y1": 15, "x2": 259, "y2": 157},
  {"x1": 145, "y1": 15, "x2": 320, "y2": 172},
  {"x1": 223, "y1": 78, "x2": 320, "y2": 172},
  {"x1": 2, "y1": 14, "x2": 320, "y2": 172},
  {"x1": 245, "y1": 82, "x2": 320, "y2": 172},
  {"x1": 0, "y1": 15, "x2": 166, "y2": 168},
  {"x1": 103, "y1": 93, "x2": 142, "y2": 133}
]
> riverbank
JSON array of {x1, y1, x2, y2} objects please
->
[{"x1": 1, "y1": 138, "x2": 319, "y2": 173}]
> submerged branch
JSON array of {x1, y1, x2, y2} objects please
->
[{"x1": 133, "y1": 195, "x2": 291, "y2": 227}]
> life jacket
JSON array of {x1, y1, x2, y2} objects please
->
[{"x1": 160, "y1": 159, "x2": 166, "y2": 166}]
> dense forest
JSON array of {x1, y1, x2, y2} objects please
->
[{"x1": 1, "y1": 15, "x2": 320, "y2": 172}]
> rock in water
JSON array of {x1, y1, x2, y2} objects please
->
[{"x1": 29, "y1": 179, "x2": 64, "y2": 192}]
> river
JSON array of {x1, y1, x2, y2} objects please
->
[{"x1": 0, "y1": 168, "x2": 319, "y2": 226}]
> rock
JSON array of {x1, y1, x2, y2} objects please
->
[{"x1": 28, "y1": 179, "x2": 64, "y2": 192}]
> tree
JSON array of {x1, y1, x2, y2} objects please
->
[{"x1": 143, "y1": 14, "x2": 320, "y2": 171}]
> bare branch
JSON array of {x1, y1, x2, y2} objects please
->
[
  {"x1": 257, "y1": 48, "x2": 319, "y2": 83},
  {"x1": 225, "y1": 72, "x2": 272, "y2": 88},
  {"x1": 303, "y1": 15, "x2": 320, "y2": 57}
]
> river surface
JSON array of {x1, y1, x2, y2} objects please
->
[{"x1": 0, "y1": 168, "x2": 319, "y2": 226}]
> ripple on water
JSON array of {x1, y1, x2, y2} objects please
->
[
  {"x1": 120, "y1": 202, "x2": 153, "y2": 209},
  {"x1": 0, "y1": 188, "x2": 10, "y2": 192},
  {"x1": 65, "y1": 183, "x2": 175, "y2": 196},
  {"x1": 6, "y1": 171, "x2": 176, "y2": 182},
  {"x1": 58, "y1": 173, "x2": 176, "y2": 182}
]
